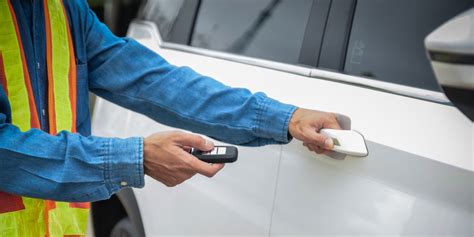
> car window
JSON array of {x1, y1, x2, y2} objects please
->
[
  {"x1": 190, "y1": 0, "x2": 313, "y2": 65},
  {"x1": 140, "y1": 0, "x2": 186, "y2": 41},
  {"x1": 344, "y1": 0, "x2": 474, "y2": 91}
]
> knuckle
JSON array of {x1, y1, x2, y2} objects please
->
[
  {"x1": 196, "y1": 136, "x2": 205, "y2": 145},
  {"x1": 331, "y1": 114, "x2": 339, "y2": 124},
  {"x1": 186, "y1": 133, "x2": 203, "y2": 146},
  {"x1": 169, "y1": 131, "x2": 183, "y2": 140},
  {"x1": 326, "y1": 113, "x2": 337, "y2": 123}
]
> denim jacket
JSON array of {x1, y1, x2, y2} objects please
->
[{"x1": 0, "y1": 0, "x2": 297, "y2": 202}]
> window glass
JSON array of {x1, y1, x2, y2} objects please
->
[
  {"x1": 140, "y1": 0, "x2": 186, "y2": 41},
  {"x1": 191, "y1": 0, "x2": 313, "y2": 65},
  {"x1": 345, "y1": 0, "x2": 474, "y2": 91}
]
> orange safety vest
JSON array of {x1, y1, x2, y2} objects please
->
[{"x1": 0, "y1": 0, "x2": 89, "y2": 236}]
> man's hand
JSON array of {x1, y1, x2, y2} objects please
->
[
  {"x1": 143, "y1": 131, "x2": 225, "y2": 187},
  {"x1": 289, "y1": 108, "x2": 341, "y2": 154}
]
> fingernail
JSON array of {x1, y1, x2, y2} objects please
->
[{"x1": 324, "y1": 138, "x2": 334, "y2": 149}]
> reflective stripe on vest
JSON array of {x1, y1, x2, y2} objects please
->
[
  {"x1": 44, "y1": 0, "x2": 77, "y2": 134},
  {"x1": 0, "y1": 0, "x2": 89, "y2": 236},
  {"x1": 0, "y1": 0, "x2": 40, "y2": 131}
]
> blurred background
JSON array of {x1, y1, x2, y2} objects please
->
[
  {"x1": 88, "y1": 0, "x2": 143, "y2": 36},
  {"x1": 87, "y1": 0, "x2": 144, "y2": 113}
]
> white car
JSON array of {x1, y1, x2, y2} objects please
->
[{"x1": 91, "y1": 0, "x2": 474, "y2": 236}]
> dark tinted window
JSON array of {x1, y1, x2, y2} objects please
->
[
  {"x1": 190, "y1": 0, "x2": 313, "y2": 64},
  {"x1": 140, "y1": 0, "x2": 186, "y2": 41},
  {"x1": 345, "y1": 0, "x2": 474, "y2": 91}
]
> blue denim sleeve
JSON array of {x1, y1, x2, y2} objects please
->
[
  {"x1": 85, "y1": 10, "x2": 297, "y2": 146},
  {"x1": 0, "y1": 112, "x2": 144, "y2": 202}
]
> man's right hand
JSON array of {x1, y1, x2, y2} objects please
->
[{"x1": 143, "y1": 131, "x2": 225, "y2": 187}]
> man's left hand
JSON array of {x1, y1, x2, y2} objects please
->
[{"x1": 289, "y1": 108, "x2": 341, "y2": 154}]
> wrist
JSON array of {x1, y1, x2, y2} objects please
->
[
  {"x1": 288, "y1": 108, "x2": 302, "y2": 138},
  {"x1": 143, "y1": 137, "x2": 154, "y2": 175}
]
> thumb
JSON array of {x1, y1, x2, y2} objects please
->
[
  {"x1": 306, "y1": 129, "x2": 334, "y2": 150},
  {"x1": 176, "y1": 133, "x2": 214, "y2": 151}
]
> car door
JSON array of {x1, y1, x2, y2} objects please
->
[
  {"x1": 93, "y1": 0, "x2": 474, "y2": 236},
  {"x1": 268, "y1": 0, "x2": 474, "y2": 235}
]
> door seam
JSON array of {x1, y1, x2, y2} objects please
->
[{"x1": 268, "y1": 144, "x2": 283, "y2": 236}]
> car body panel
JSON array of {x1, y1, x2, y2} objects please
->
[
  {"x1": 91, "y1": 22, "x2": 474, "y2": 236},
  {"x1": 272, "y1": 141, "x2": 472, "y2": 235},
  {"x1": 93, "y1": 101, "x2": 280, "y2": 236}
]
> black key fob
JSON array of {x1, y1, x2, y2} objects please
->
[{"x1": 190, "y1": 146, "x2": 238, "y2": 163}]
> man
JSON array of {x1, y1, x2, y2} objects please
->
[{"x1": 0, "y1": 0, "x2": 340, "y2": 236}]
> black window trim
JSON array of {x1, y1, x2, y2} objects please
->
[
  {"x1": 298, "y1": 0, "x2": 331, "y2": 67},
  {"x1": 317, "y1": 0, "x2": 356, "y2": 71},
  {"x1": 142, "y1": 0, "x2": 201, "y2": 45}
]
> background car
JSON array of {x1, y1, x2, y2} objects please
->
[{"x1": 90, "y1": 0, "x2": 474, "y2": 236}]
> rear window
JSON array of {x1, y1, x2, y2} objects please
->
[
  {"x1": 344, "y1": 0, "x2": 474, "y2": 91},
  {"x1": 190, "y1": 0, "x2": 313, "y2": 64}
]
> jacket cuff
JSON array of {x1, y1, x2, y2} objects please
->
[
  {"x1": 256, "y1": 93, "x2": 298, "y2": 143},
  {"x1": 104, "y1": 137, "x2": 144, "y2": 195}
]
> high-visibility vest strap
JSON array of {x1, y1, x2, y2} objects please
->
[
  {"x1": 0, "y1": 0, "x2": 40, "y2": 131},
  {"x1": 0, "y1": 0, "x2": 89, "y2": 236},
  {"x1": 0, "y1": 51, "x2": 8, "y2": 95},
  {"x1": 48, "y1": 202, "x2": 89, "y2": 236},
  {"x1": 0, "y1": 195, "x2": 47, "y2": 236},
  {"x1": 44, "y1": 0, "x2": 77, "y2": 134}
]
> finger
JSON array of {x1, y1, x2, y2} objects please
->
[
  {"x1": 176, "y1": 133, "x2": 214, "y2": 151},
  {"x1": 303, "y1": 127, "x2": 334, "y2": 150},
  {"x1": 306, "y1": 143, "x2": 324, "y2": 154},
  {"x1": 303, "y1": 143, "x2": 315, "y2": 152},
  {"x1": 307, "y1": 143, "x2": 332, "y2": 155},
  {"x1": 186, "y1": 154, "x2": 225, "y2": 177},
  {"x1": 194, "y1": 159, "x2": 224, "y2": 178},
  {"x1": 324, "y1": 113, "x2": 342, "y2": 130},
  {"x1": 181, "y1": 146, "x2": 192, "y2": 152}
]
